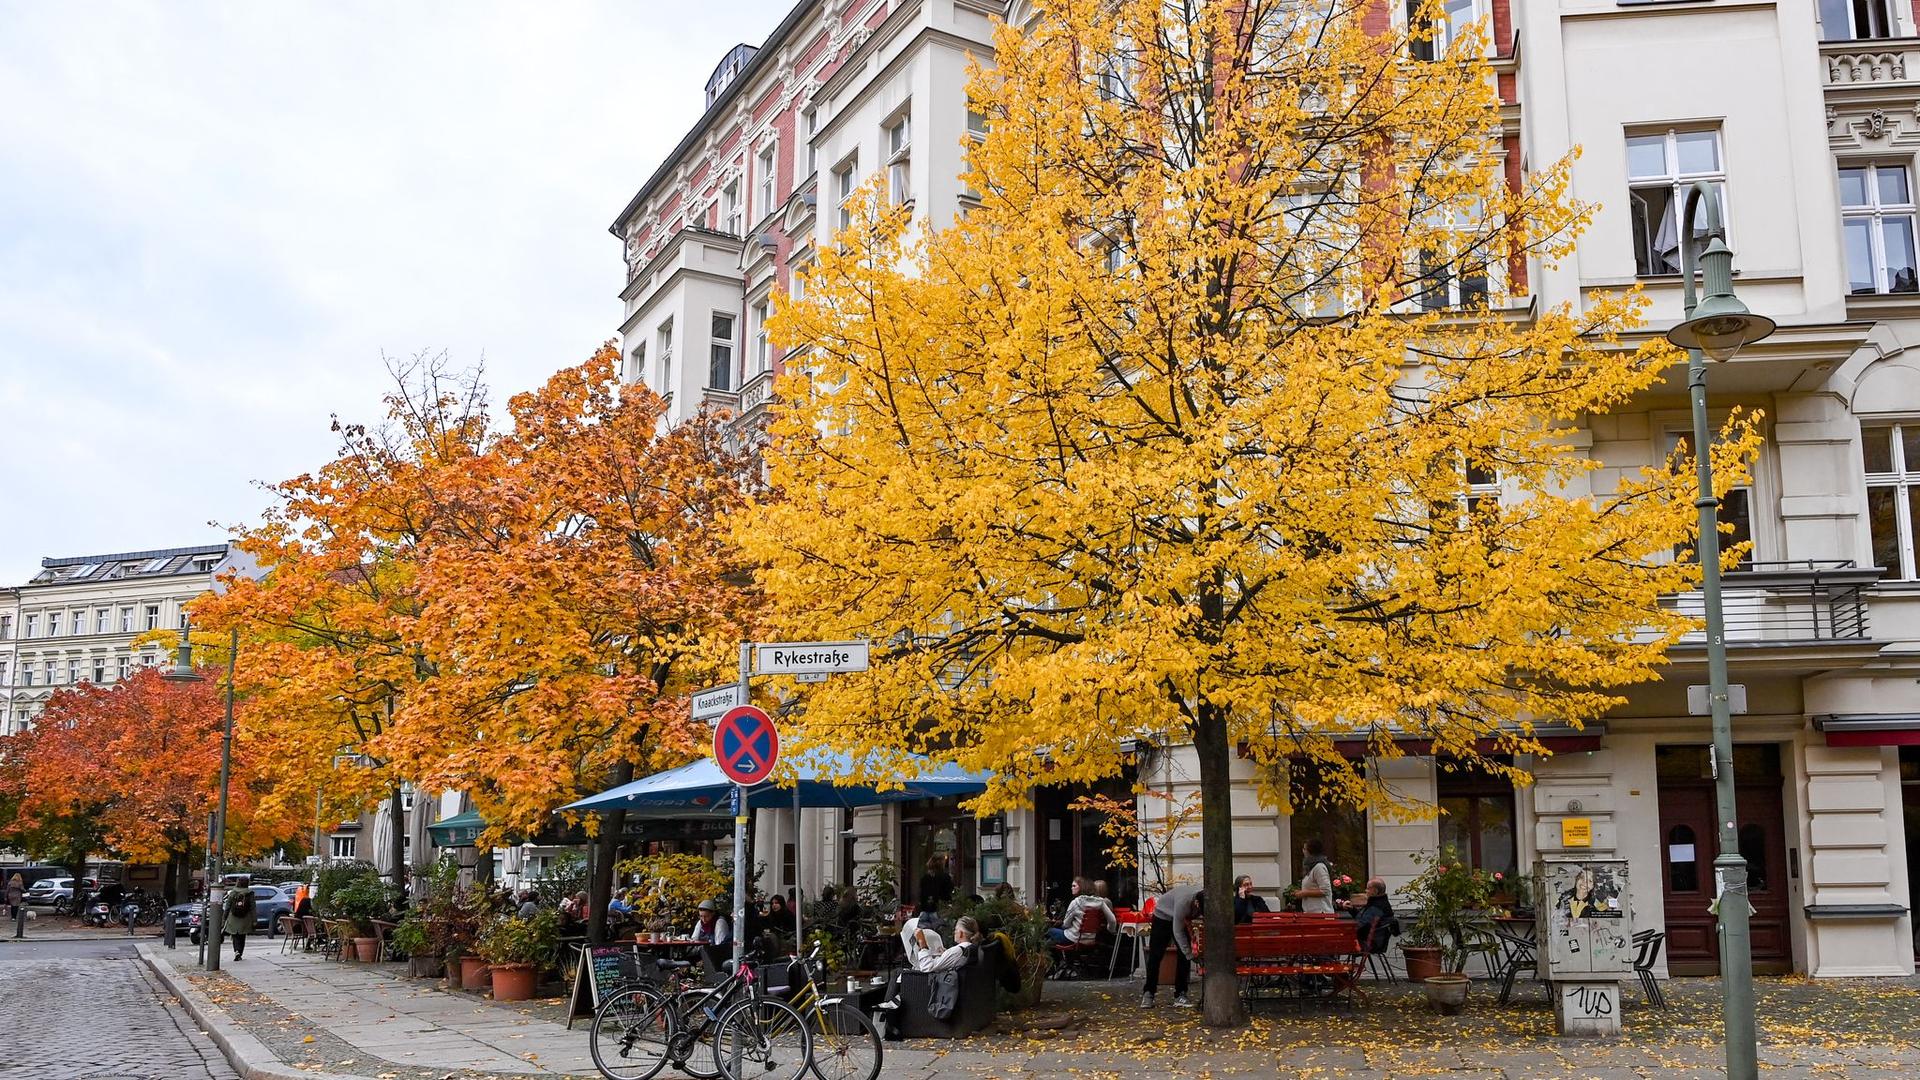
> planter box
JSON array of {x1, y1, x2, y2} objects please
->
[{"x1": 490, "y1": 963, "x2": 538, "y2": 1002}]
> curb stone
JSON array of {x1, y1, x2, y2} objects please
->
[{"x1": 137, "y1": 942, "x2": 372, "y2": 1080}]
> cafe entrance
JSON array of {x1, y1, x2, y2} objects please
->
[
  {"x1": 1656, "y1": 744, "x2": 1791, "y2": 975},
  {"x1": 1035, "y1": 773, "x2": 1138, "y2": 910}
]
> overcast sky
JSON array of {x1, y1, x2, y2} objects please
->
[{"x1": 0, "y1": 0, "x2": 782, "y2": 584}]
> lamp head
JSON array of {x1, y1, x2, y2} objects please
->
[{"x1": 1666, "y1": 234, "x2": 1776, "y2": 361}]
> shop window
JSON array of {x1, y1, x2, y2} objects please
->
[
  {"x1": 1287, "y1": 759, "x2": 1370, "y2": 885},
  {"x1": 1437, "y1": 762, "x2": 1517, "y2": 876}
]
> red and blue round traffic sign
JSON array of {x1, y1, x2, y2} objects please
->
[{"x1": 713, "y1": 705, "x2": 778, "y2": 786}]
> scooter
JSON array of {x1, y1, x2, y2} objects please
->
[{"x1": 81, "y1": 900, "x2": 114, "y2": 928}]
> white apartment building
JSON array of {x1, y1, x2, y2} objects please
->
[
  {"x1": 612, "y1": 0, "x2": 1920, "y2": 980},
  {"x1": 0, "y1": 544, "x2": 259, "y2": 734}
]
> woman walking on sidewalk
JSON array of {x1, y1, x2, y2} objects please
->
[{"x1": 223, "y1": 878, "x2": 257, "y2": 960}]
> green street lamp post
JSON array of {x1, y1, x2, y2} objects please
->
[
  {"x1": 165, "y1": 626, "x2": 238, "y2": 974},
  {"x1": 1664, "y1": 179, "x2": 1776, "y2": 1080}
]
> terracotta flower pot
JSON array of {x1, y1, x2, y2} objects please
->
[
  {"x1": 444, "y1": 958, "x2": 464, "y2": 989},
  {"x1": 1402, "y1": 945, "x2": 1444, "y2": 984},
  {"x1": 1421, "y1": 972, "x2": 1470, "y2": 1015},
  {"x1": 459, "y1": 954, "x2": 490, "y2": 988},
  {"x1": 352, "y1": 937, "x2": 380, "y2": 962},
  {"x1": 490, "y1": 962, "x2": 537, "y2": 1002}
]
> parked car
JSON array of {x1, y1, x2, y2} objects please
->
[
  {"x1": 23, "y1": 876, "x2": 99, "y2": 913},
  {"x1": 171, "y1": 885, "x2": 293, "y2": 943}
]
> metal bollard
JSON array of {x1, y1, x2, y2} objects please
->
[{"x1": 164, "y1": 910, "x2": 177, "y2": 949}]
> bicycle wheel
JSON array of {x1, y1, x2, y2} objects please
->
[
  {"x1": 806, "y1": 1001, "x2": 881, "y2": 1080},
  {"x1": 711, "y1": 997, "x2": 812, "y2": 1080},
  {"x1": 590, "y1": 986, "x2": 674, "y2": 1080},
  {"x1": 669, "y1": 987, "x2": 725, "y2": 1080}
]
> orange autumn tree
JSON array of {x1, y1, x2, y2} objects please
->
[
  {"x1": 9, "y1": 667, "x2": 290, "y2": 897},
  {"x1": 196, "y1": 347, "x2": 755, "y2": 938}
]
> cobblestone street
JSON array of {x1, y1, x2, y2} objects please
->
[{"x1": 0, "y1": 940, "x2": 237, "y2": 1080}]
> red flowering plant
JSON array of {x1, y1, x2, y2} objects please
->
[{"x1": 1400, "y1": 846, "x2": 1496, "y2": 972}]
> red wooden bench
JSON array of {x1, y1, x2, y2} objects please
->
[{"x1": 1192, "y1": 918, "x2": 1369, "y2": 1010}]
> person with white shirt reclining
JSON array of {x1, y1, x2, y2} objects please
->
[{"x1": 900, "y1": 914, "x2": 980, "y2": 972}]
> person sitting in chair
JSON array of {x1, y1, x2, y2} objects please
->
[
  {"x1": 1233, "y1": 875, "x2": 1271, "y2": 923},
  {"x1": 1346, "y1": 877, "x2": 1398, "y2": 953},
  {"x1": 690, "y1": 900, "x2": 732, "y2": 968},
  {"x1": 1046, "y1": 877, "x2": 1116, "y2": 946},
  {"x1": 902, "y1": 914, "x2": 979, "y2": 972}
]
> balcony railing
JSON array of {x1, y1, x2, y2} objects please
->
[
  {"x1": 1662, "y1": 560, "x2": 1880, "y2": 645},
  {"x1": 1821, "y1": 38, "x2": 1920, "y2": 90}
]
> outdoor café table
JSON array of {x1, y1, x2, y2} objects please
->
[{"x1": 1490, "y1": 919, "x2": 1543, "y2": 1005}]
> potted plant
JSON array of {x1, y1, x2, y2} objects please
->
[
  {"x1": 454, "y1": 885, "x2": 496, "y2": 989},
  {"x1": 321, "y1": 870, "x2": 393, "y2": 963},
  {"x1": 393, "y1": 914, "x2": 438, "y2": 977},
  {"x1": 478, "y1": 909, "x2": 559, "y2": 1002},
  {"x1": 1399, "y1": 846, "x2": 1494, "y2": 1008}
]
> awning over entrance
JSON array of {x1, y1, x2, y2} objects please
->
[
  {"x1": 557, "y1": 752, "x2": 990, "y2": 815},
  {"x1": 1814, "y1": 714, "x2": 1920, "y2": 747},
  {"x1": 1327, "y1": 724, "x2": 1605, "y2": 758},
  {"x1": 426, "y1": 809, "x2": 485, "y2": 847}
]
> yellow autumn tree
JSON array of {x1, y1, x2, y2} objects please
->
[{"x1": 743, "y1": 0, "x2": 1755, "y2": 1025}]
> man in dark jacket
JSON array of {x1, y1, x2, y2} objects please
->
[{"x1": 1348, "y1": 877, "x2": 1397, "y2": 953}]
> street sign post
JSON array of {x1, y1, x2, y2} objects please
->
[
  {"x1": 753, "y1": 641, "x2": 870, "y2": 677},
  {"x1": 691, "y1": 683, "x2": 744, "y2": 723}
]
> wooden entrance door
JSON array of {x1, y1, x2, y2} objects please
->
[{"x1": 1656, "y1": 745, "x2": 1792, "y2": 975}]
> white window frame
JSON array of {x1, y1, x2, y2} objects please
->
[
  {"x1": 883, "y1": 112, "x2": 911, "y2": 206},
  {"x1": 751, "y1": 299, "x2": 772, "y2": 375},
  {"x1": 758, "y1": 145, "x2": 777, "y2": 220},
  {"x1": 331, "y1": 835, "x2": 357, "y2": 859},
  {"x1": 656, "y1": 321, "x2": 674, "y2": 396},
  {"x1": 802, "y1": 107, "x2": 818, "y2": 174},
  {"x1": 1819, "y1": 0, "x2": 1895, "y2": 41},
  {"x1": 92, "y1": 657, "x2": 105, "y2": 683},
  {"x1": 120, "y1": 607, "x2": 132, "y2": 633},
  {"x1": 95, "y1": 609, "x2": 108, "y2": 634},
  {"x1": 626, "y1": 341, "x2": 645, "y2": 384},
  {"x1": 1408, "y1": 0, "x2": 1479, "y2": 61},
  {"x1": 1863, "y1": 422, "x2": 1920, "y2": 579},
  {"x1": 1627, "y1": 128, "x2": 1726, "y2": 278},
  {"x1": 24, "y1": 614, "x2": 36, "y2": 638},
  {"x1": 68, "y1": 658, "x2": 81, "y2": 684},
  {"x1": 116, "y1": 654, "x2": 131, "y2": 680},
  {"x1": 832, "y1": 155, "x2": 858, "y2": 231},
  {"x1": 1839, "y1": 163, "x2": 1918, "y2": 296},
  {"x1": 1410, "y1": 199, "x2": 1494, "y2": 311},
  {"x1": 43, "y1": 660, "x2": 54, "y2": 684},
  {"x1": 144, "y1": 605, "x2": 160, "y2": 631},
  {"x1": 47, "y1": 612, "x2": 60, "y2": 637},
  {"x1": 710, "y1": 311, "x2": 736, "y2": 391},
  {"x1": 721, "y1": 180, "x2": 742, "y2": 236},
  {"x1": 1664, "y1": 427, "x2": 1757, "y2": 567}
]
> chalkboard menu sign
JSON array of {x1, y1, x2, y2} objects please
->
[{"x1": 565, "y1": 945, "x2": 634, "y2": 1027}]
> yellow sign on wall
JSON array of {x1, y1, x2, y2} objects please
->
[{"x1": 1562, "y1": 817, "x2": 1593, "y2": 848}]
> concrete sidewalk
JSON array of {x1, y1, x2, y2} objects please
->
[{"x1": 140, "y1": 940, "x2": 1920, "y2": 1079}]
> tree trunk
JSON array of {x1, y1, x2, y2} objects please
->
[
  {"x1": 1192, "y1": 701, "x2": 1247, "y2": 1027},
  {"x1": 587, "y1": 760, "x2": 634, "y2": 945}
]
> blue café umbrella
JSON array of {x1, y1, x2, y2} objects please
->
[{"x1": 557, "y1": 750, "x2": 990, "y2": 816}]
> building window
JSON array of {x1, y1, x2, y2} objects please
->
[
  {"x1": 1465, "y1": 461, "x2": 1501, "y2": 518},
  {"x1": 1669, "y1": 430, "x2": 1754, "y2": 567},
  {"x1": 43, "y1": 660, "x2": 55, "y2": 685},
  {"x1": 1819, "y1": 0, "x2": 1894, "y2": 41},
  {"x1": 0, "y1": 614, "x2": 11, "y2": 640},
  {"x1": 92, "y1": 658, "x2": 105, "y2": 683},
  {"x1": 120, "y1": 607, "x2": 132, "y2": 633},
  {"x1": 721, "y1": 180, "x2": 741, "y2": 236},
  {"x1": 331, "y1": 835, "x2": 357, "y2": 860},
  {"x1": 1864, "y1": 423, "x2": 1920, "y2": 578},
  {"x1": 758, "y1": 145, "x2": 777, "y2": 220},
  {"x1": 626, "y1": 342, "x2": 644, "y2": 384},
  {"x1": 21, "y1": 663, "x2": 34, "y2": 687},
  {"x1": 1840, "y1": 164, "x2": 1917, "y2": 295},
  {"x1": 94, "y1": 609, "x2": 107, "y2": 634},
  {"x1": 1408, "y1": 0, "x2": 1477, "y2": 61},
  {"x1": 752, "y1": 299, "x2": 772, "y2": 375},
  {"x1": 884, "y1": 113, "x2": 911, "y2": 206},
  {"x1": 802, "y1": 107, "x2": 818, "y2": 174},
  {"x1": 116, "y1": 655, "x2": 130, "y2": 680},
  {"x1": 710, "y1": 312, "x2": 736, "y2": 390},
  {"x1": 144, "y1": 605, "x2": 160, "y2": 631},
  {"x1": 1627, "y1": 129, "x2": 1725, "y2": 277},
  {"x1": 1412, "y1": 201, "x2": 1491, "y2": 310},
  {"x1": 833, "y1": 155, "x2": 857, "y2": 231},
  {"x1": 1286, "y1": 759, "x2": 1370, "y2": 887},
  {"x1": 68, "y1": 659, "x2": 82, "y2": 684},
  {"x1": 47, "y1": 612, "x2": 60, "y2": 637},
  {"x1": 656, "y1": 321, "x2": 674, "y2": 395},
  {"x1": 1438, "y1": 767, "x2": 1517, "y2": 876},
  {"x1": 23, "y1": 615, "x2": 36, "y2": 638}
]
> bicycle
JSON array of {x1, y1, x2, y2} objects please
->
[
  {"x1": 590, "y1": 954, "x2": 810, "y2": 1080},
  {"x1": 783, "y1": 944, "x2": 882, "y2": 1080}
]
